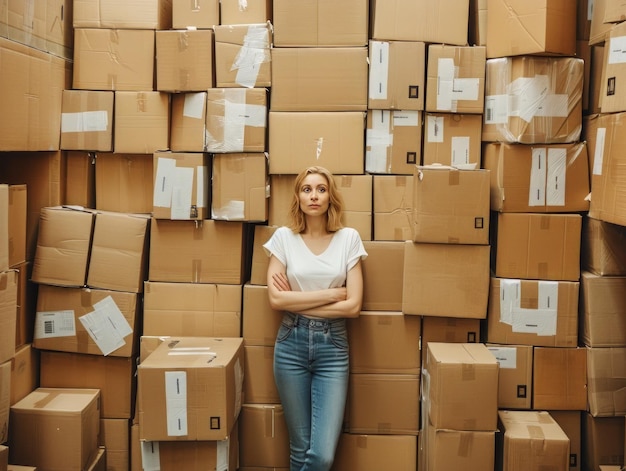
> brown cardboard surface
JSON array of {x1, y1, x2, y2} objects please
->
[
  {"x1": 114, "y1": 92, "x2": 170, "y2": 154},
  {"x1": 73, "y1": 0, "x2": 172, "y2": 29},
  {"x1": 533, "y1": 347, "x2": 588, "y2": 410},
  {"x1": 361, "y1": 241, "x2": 405, "y2": 312},
  {"x1": 94, "y1": 153, "x2": 153, "y2": 214},
  {"x1": 580, "y1": 271, "x2": 626, "y2": 347},
  {"x1": 333, "y1": 433, "x2": 417, "y2": 471},
  {"x1": 586, "y1": 346, "x2": 626, "y2": 417},
  {"x1": 242, "y1": 284, "x2": 281, "y2": 346},
  {"x1": 60, "y1": 90, "x2": 114, "y2": 151},
  {"x1": 372, "y1": 175, "x2": 414, "y2": 241},
  {"x1": 422, "y1": 113, "x2": 483, "y2": 167}
]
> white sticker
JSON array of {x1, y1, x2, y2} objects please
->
[
  {"x1": 593, "y1": 127, "x2": 606, "y2": 176},
  {"x1": 197, "y1": 165, "x2": 207, "y2": 209},
  {"x1": 170, "y1": 166, "x2": 194, "y2": 220},
  {"x1": 140, "y1": 442, "x2": 160, "y2": 471},
  {"x1": 79, "y1": 296, "x2": 132, "y2": 356},
  {"x1": 153, "y1": 157, "x2": 177, "y2": 208},
  {"x1": 609, "y1": 35, "x2": 626, "y2": 64},
  {"x1": 61, "y1": 111, "x2": 109, "y2": 133},
  {"x1": 546, "y1": 148, "x2": 567, "y2": 206},
  {"x1": 451, "y1": 136, "x2": 470, "y2": 166},
  {"x1": 427, "y1": 115, "x2": 444, "y2": 143},
  {"x1": 165, "y1": 371, "x2": 188, "y2": 436},
  {"x1": 392, "y1": 110, "x2": 419, "y2": 126},
  {"x1": 34, "y1": 310, "x2": 76, "y2": 339},
  {"x1": 369, "y1": 41, "x2": 390, "y2": 100},
  {"x1": 499, "y1": 279, "x2": 521, "y2": 326},
  {"x1": 487, "y1": 346, "x2": 517, "y2": 369},
  {"x1": 529, "y1": 148, "x2": 547, "y2": 207},
  {"x1": 503, "y1": 280, "x2": 559, "y2": 336},
  {"x1": 452, "y1": 78, "x2": 480, "y2": 102},
  {"x1": 511, "y1": 309, "x2": 557, "y2": 335},
  {"x1": 484, "y1": 95, "x2": 508, "y2": 124},
  {"x1": 183, "y1": 92, "x2": 205, "y2": 119},
  {"x1": 437, "y1": 58, "x2": 456, "y2": 111}
]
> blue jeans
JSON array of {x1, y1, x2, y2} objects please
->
[{"x1": 274, "y1": 312, "x2": 349, "y2": 471}]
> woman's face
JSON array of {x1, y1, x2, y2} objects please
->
[{"x1": 299, "y1": 173, "x2": 330, "y2": 217}]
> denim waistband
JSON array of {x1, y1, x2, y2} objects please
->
[{"x1": 284, "y1": 312, "x2": 345, "y2": 330}]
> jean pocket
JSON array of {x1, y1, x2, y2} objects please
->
[
  {"x1": 276, "y1": 322, "x2": 294, "y2": 344},
  {"x1": 328, "y1": 325, "x2": 349, "y2": 351}
]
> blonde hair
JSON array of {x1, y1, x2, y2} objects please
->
[{"x1": 287, "y1": 166, "x2": 344, "y2": 233}]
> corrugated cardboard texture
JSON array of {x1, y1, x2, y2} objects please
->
[
  {"x1": 94, "y1": 153, "x2": 153, "y2": 214},
  {"x1": 114, "y1": 92, "x2": 170, "y2": 154},
  {"x1": 242, "y1": 286, "x2": 279, "y2": 345},
  {"x1": 220, "y1": 0, "x2": 271, "y2": 26},
  {"x1": 243, "y1": 345, "x2": 279, "y2": 404},
  {"x1": 73, "y1": 0, "x2": 172, "y2": 29}
]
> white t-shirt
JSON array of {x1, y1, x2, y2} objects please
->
[{"x1": 263, "y1": 226, "x2": 368, "y2": 291}]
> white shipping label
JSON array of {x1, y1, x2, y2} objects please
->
[
  {"x1": 365, "y1": 111, "x2": 393, "y2": 173},
  {"x1": 436, "y1": 58, "x2": 456, "y2": 111},
  {"x1": 165, "y1": 371, "x2": 188, "y2": 436},
  {"x1": 609, "y1": 36, "x2": 626, "y2": 64},
  {"x1": 452, "y1": 78, "x2": 480, "y2": 101},
  {"x1": 183, "y1": 92, "x2": 205, "y2": 119},
  {"x1": 369, "y1": 41, "x2": 390, "y2": 100},
  {"x1": 529, "y1": 148, "x2": 547, "y2": 207},
  {"x1": 153, "y1": 157, "x2": 177, "y2": 207},
  {"x1": 487, "y1": 346, "x2": 517, "y2": 369},
  {"x1": 140, "y1": 442, "x2": 160, "y2": 471},
  {"x1": 499, "y1": 279, "x2": 521, "y2": 326},
  {"x1": 197, "y1": 165, "x2": 207, "y2": 208},
  {"x1": 427, "y1": 115, "x2": 444, "y2": 143},
  {"x1": 79, "y1": 296, "x2": 132, "y2": 356},
  {"x1": 593, "y1": 127, "x2": 606, "y2": 176},
  {"x1": 484, "y1": 95, "x2": 508, "y2": 124},
  {"x1": 451, "y1": 136, "x2": 470, "y2": 166},
  {"x1": 546, "y1": 148, "x2": 567, "y2": 206},
  {"x1": 61, "y1": 111, "x2": 108, "y2": 133},
  {"x1": 511, "y1": 308, "x2": 558, "y2": 335},
  {"x1": 170, "y1": 166, "x2": 194, "y2": 220},
  {"x1": 34, "y1": 310, "x2": 76, "y2": 339},
  {"x1": 392, "y1": 110, "x2": 419, "y2": 126}
]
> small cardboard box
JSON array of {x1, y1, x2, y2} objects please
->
[
  {"x1": 533, "y1": 347, "x2": 587, "y2": 411},
  {"x1": 114, "y1": 92, "x2": 170, "y2": 154},
  {"x1": 426, "y1": 342, "x2": 499, "y2": 431},
  {"x1": 242, "y1": 284, "x2": 281, "y2": 346},
  {"x1": 422, "y1": 113, "x2": 483, "y2": 167},
  {"x1": 411, "y1": 166, "x2": 490, "y2": 245},
  {"x1": 138, "y1": 337, "x2": 244, "y2": 441},
  {"x1": 60, "y1": 90, "x2": 114, "y2": 152},
  {"x1": 9, "y1": 388, "x2": 101, "y2": 471},
  {"x1": 580, "y1": 271, "x2": 626, "y2": 347},
  {"x1": 0, "y1": 361, "x2": 10, "y2": 445},
  {"x1": 243, "y1": 345, "x2": 279, "y2": 404},
  {"x1": 599, "y1": 22, "x2": 626, "y2": 114},
  {"x1": 73, "y1": 0, "x2": 172, "y2": 29}
]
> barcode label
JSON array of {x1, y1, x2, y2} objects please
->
[
  {"x1": 44, "y1": 320, "x2": 55, "y2": 334},
  {"x1": 34, "y1": 310, "x2": 76, "y2": 339}
]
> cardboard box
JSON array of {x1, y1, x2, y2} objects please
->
[
  {"x1": 5, "y1": 185, "x2": 27, "y2": 269},
  {"x1": 31, "y1": 206, "x2": 95, "y2": 287},
  {"x1": 272, "y1": 0, "x2": 368, "y2": 46},
  {"x1": 205, "y1": 88, "x2": 267, "y2": 153},
  {"x1": 149, "y1": 219, "x2": 247, "y2": 285},
  {"x1": 94, "y1": 153, "x2": 154, "y2": 214},
  {"x1": 152, "y1": 152, "x2": 210, "y2": 220},
  {"x1": 361, "y1": 241, "x2": 405, "y2": 311},
  {"x1": 366, "y1": 110, "x2": 422, "y2": 175},
  {"x1": 580, "y1": 271, "x2": 626, "y2": 347},
  {"x1": 497, "y1": 410, "x2": 570, "y2": 471},
  {"x1": 156, "y1": 29, "x2": 214, "y2": 92},
  {"x1": 99, "y1": 418, "x2": 129, "y2": 471},
  {"x1": 411, "y1": 166, "x2": 490, "y2": 245},
  {"x1": 347, "y1": 373, "x2": 420, "y2": 435},
  {"x1": 333, "y1": 433, "x2": 417, "y2": 471},
  {"x1": 0, "y1": 0, "x2": 74, "y2": 59},
  {"x1": 533, "y1": 347, "x2": 588, "y2": 411},
  {"x1": 599, "y1": 22, "x2": 626, "y2": 113},
  {"x1": 73, "y1": 0, "x2": 172, "y2": 29},
  {"x1": 487, "y1": 344, "x2": 533, "y2": 410},
  {"x1": 550, "y1": 411, "x2": 581, "y2": 471},
  {"x1": 0, "y1": 37, "x2": 69, "y2": 151},
  {"x1": 426, "y1": 44, "x2": 486, "y2": 114},
  {"x1": 347, "y1": 311, "x2": 420, "y2": 374},
  {"x1": 9, "y1": 388, "x2": 101, "y2": 471},
  {"x1": 137, "y1": 337, "x2": 244, "y2": 441},
  {"x1": 243, "y1": 345, "x2": 279, "y2": 404},
  {"x1": 582, "y1": 216, "x2": 626, "y2": 276},
  {"x1": 424, "y1": 424, "x2": 495, "y2": 471},
  {"x1": 270, "y1": 47, "x2": 368, "y2": 112},
  {"x1": 39, "y1": 350, "x2": 135, "y2": 419},
  {"x1": 65, "y1": 152, "x2": 96, "y2": 209},
  {"x1": 370, "y1": 0, "x2": 469, "y2": 45},
  {"x1": 34, "y1": 285, "x2": 140, "y2": 357},
  {"x1": 422, "y1": 113, "x2": 483, "y2": 167},
  {"x1": 212, "y1": 153, "x2": 268, "y2": 222},
  {"x1": 143, "y1": 282, "x2": 242, "y2": 338},
  {"x1": 421, "y1": 316, "x2": 481, "y2": 359},
  {"x1": 248, "y1": 225, "x2": 278, "y2": 286},
  {"x1": 73, "y1": 28, "x2": 155, "y2": 91},
  {"x1": 426, "y1": 342, "x2": 499, "y2": 431},
  {"x1": 483, "y1": 56, "x2": 583, "y2": 144},
  {"x1": 604, "y1": 0, "x2": 626, "y2": 22},
  {"x1": 268, "y1": 111, "x2": 365, "y2": 174},
  {"x1": 169, "y1": 92, "x2": 207, "y2": 152},
  {"x1": 486, "y1": 0, "x2": 576, "y2": 58},
  {"x1": 0, "y1": 361, "x2": 10, "y2": 445},
  {"x1": 372, "y1": 175, "x2": 413, "y2": 241},
  {"x1": 582, "y1": 413, "x2": 625, "y2": 470},
  {"x1": 486, "y1": 277, "x2": 580, "y2": 347},
  {"x1": 238, "y1": 404, "x2": 290, "y2": 469},
  {"x1": 493, "y1": 212, "x2": 582, "y2": 282},
  {"x1": 60, "y1": 90, "x2": 114, "y2": 151},
  {"x1": 114, "y1": 91, "x2": 170, "y2": 154},
  {"x1": 87, "y1": 211, "x2": 150, "y2": 293},
  {"x1": 0, "y1": 270, "x2": 17, "y2": 364},
  {"x1": 172, "y1": 0, "x2": 219, "y2": 29},
  {"x1": 242, "y1": 284, "x2": 281, "y2": 346},
  {"x1": 367, "y1": 40, "x2": 426, "y2": 111},
  {"x1": 10, "y1": 344, "x2": 39, "y2": 407},
  {"x1": 214, "y1": 23, "x2": 272, "y2": 88},
  {"x1": 220, "y1": 0, "x2": 271, "y2": 25},
  {"x1": 483, "y1": 142, "x2": 590, "y2": 213},
  {"x1": 586, "y1": 346, "x2": 626, "y2": 417},
  {"x1": 402, "y1": 242, "x2": 490, "y2": 318}
]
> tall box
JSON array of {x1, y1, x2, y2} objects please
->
[
  {"x1": 270, "y1": 47, "x2": 368, "y2": 112},
  {"x1": 426, "y1": 44, "x2": 486, "y2": 114},
  {"x1": 73, "y1": 28, "x2": 155, "y2": 91},
  {"x1": 137, "y1": 337, "x2": 244, "y2": 441},
  {"x1": 497, "y1": 410, "x2": 570, "y2": 471},
  {"x1": 95, "y1": 153, "x2": 154, "y2": 214},
  {"x1": 580, "y1": 271, "x2": 626, "y2": 347},
  {"x1": 367, "y1": 40, "x2": 426, "y2": 111},
  {"x1": 486, "y1": 0, "x2": 576, "y2": 58},
  {"x1": 60, "y1": 90, "x2": 114, "y2": 152},
  {"x1": 73, "y1": 0, "x2": 172, "y2": 29},
  {"x1": 483, "y1": 142, "x2": 590, "y2": 213},
  {"x1": 402, "y1": 242, "x2": 490, "y2": 318},
  {"x1": 372, "y1": 175, "x2": 413, "y2": 241},
  {"x1": 114, "y1": 91, "x2": 170, "y2": 154},
  {"x1": 9, "y1": 388, "x2": 101, "y2": 471},
  {"x1": 361, "y1": 241, "x2": 405, "y2": 311},
  {"x1": 370, "y1": 0, "x2": 469, "y2": 45},
  {"x1": 152, "y1": 152, "x2": 210, "y2": 220},
  {"x1": 272, "y1": 0, "x2": 368, "y2": 47},
  {"x1": 493, "y1": 213, "x2": 582, "y2": 282},
  {"x1": 422, "y1": 113, "x2": 483, "y2": 167},
  {"x1": 156, "y1": 29, "x2": 214, "y2": 92},
  {"x1": 366, "y1": 110, "x2": 422, "y2": 175},
  {"x1": 533, "y1": 347, "x2": 588, "y2": 410},
  {"x1": 214, "y1": 23, "x2": 272, "y2": 88},
  {"x1": 411, "y1": 166, "x2": 490, "y2": 245},
  {"x1": 486, "y1": 277, "x2": 579, "y2": 347},
  {"x1": 31, "y1": 207, "x2": 96, "y2": 288},
  {"x1": 426, "y1": 342, "x2": 499, "y2": 431},
  {"x1": 483, "y1": 56, "x2": 583, "y2": 144}
]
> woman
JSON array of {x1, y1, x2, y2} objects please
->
[{"x1": 263, "y1": 166, "x2": 367, "y2": 471}]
